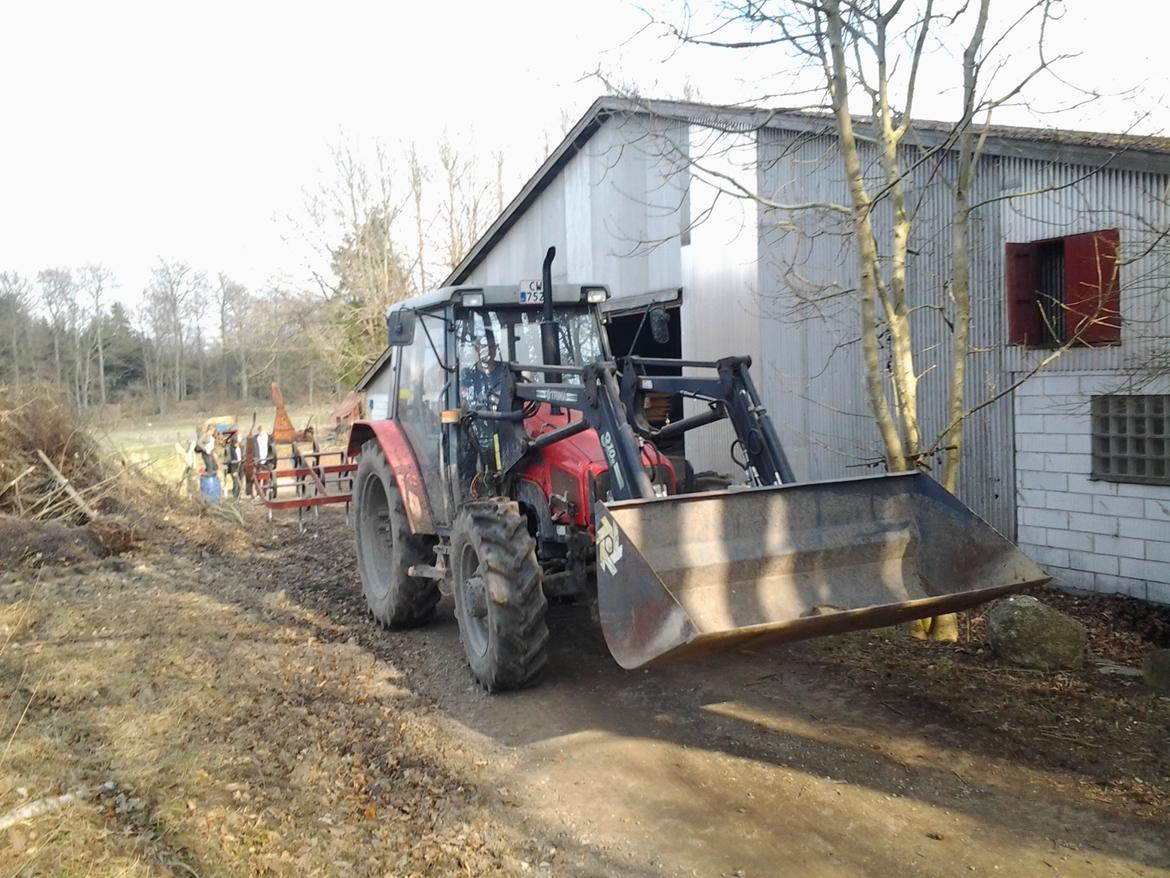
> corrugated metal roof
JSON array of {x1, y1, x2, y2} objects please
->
[{"x1": 443, "y1": 95, "x2": 1170, "y2": 288}]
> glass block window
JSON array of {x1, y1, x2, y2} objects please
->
[{"x1": 1091, "y1": 395, "x2": 1170, "y2": 485}]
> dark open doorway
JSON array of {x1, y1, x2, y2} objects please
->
[
  {"x1": 603, "y1": 294, "x2": 685, "y2": 455},
  {"x1": 605, "y1": 304, "x2": 682, "y2": 362}
]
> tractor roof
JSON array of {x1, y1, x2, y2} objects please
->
[{"x1": 386, "y1": 283, "x2": 609, "y2": 316}]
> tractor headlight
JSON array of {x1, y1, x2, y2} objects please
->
[
  {"x1": 583, "y1": 287, "x2": 609, "y2": 303},
  {"x1": 461, "y1": 292, "x2": 485, "y2": 308}
]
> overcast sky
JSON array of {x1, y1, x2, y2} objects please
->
[{"x1": 1, "y1": 0, "x2": 1165, "y2": 307}]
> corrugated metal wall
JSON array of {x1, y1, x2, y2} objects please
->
[
  {"x1": 755, "y1": 130, "x2": 1170, "y2": 536},
  {"x1": 463, "y1": 114, "x2": 686, "y2": 298},
  {"x1": 680, "y1": 126, "x2": 762, "y2": 473},
  {"x1": 755, "y1": 129, "x2": 1015, "y2": 534}
]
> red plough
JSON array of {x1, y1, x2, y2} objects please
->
[{"x1": 253, "y1": 448, "x2": 356, "y2": 530}]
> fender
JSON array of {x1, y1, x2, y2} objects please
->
[{"x1": 347, "y1": 419, "x2": 434, "y2": 534}]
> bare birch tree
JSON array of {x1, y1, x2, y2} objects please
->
[
  {"x1": 38, "y1": 268, "x2": 75, "y2": 390},
  {"x1": 408, "y1": 144, "x2": 430, "y2": 293},
  {"x1": 637, "y1": 0, "x2": 1082, "y2": 639},
  {"x1": 145, "y1": 261, "x2": 206, "y2": 405},
  {"x1": 79, "y1": 265, "x2": 114, "y2": 407},
  {"x1": 438, "y1": 136, "x2": 493, "y2": 271}
]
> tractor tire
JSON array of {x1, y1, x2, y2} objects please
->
[
  {"x1": 353, "y1": 439, "x2": 439, "y2": 628},
  {"x1": 451, "y1": 500, "x2": 549, "y2": 692}
]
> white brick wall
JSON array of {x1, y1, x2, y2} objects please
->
[{"x1": 1013, "y1": 371, "x2": 1170, "y2": 604}]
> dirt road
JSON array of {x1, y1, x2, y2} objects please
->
[{"x1": 3, "y1": 506, "x2": 1168, "y2": 876}]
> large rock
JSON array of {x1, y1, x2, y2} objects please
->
[
  {"x1": 1144, "y1": 649, "x2": 1170, "y2": 695},
  {"x1": 987, "y1": 595, "x2": 1087, "y2": 670}
]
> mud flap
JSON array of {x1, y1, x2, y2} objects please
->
[{"x1": 594, "y1": 471, "x2": 1049, "y2": 669}]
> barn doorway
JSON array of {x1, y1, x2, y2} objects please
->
[
  {"x1": 605, "y1": 303, "x2": 682, "y2": 362},
  {"x1": 603, "y1": 290, "x2": 685, "y2": 456}
]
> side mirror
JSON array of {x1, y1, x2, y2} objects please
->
[
  {"x1": 649, "y1": 306, "x2": 671, "y2": 345},
  {"x1": 387, "y1": 310, "x2": 416, "y2": 346}
]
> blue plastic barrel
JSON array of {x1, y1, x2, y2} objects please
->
[{"x1": 200, "y1": 474, "x2": 221, "y2": 500}]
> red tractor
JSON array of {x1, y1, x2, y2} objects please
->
[{"x1": 347, "y1": 248, "x2": 1046, "y2": 691}]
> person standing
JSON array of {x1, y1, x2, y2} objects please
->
[
  {"x1": 198, "y1": 435, "x2": 221, "y2": 500},
  {"x1": 224, "y1": 433, "x2": 244, "y2": 500}
]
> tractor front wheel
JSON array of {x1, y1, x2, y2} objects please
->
[
  {"x1": 451, "y1": 500, "x2": 549, "y2": 692},
  {"x1": 353, "y1": 439, "x2": 438, "y2": 628}
]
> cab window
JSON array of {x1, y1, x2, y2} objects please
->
[{"x1": 395, "y1": 311, "x2": 448, "y2": 491}]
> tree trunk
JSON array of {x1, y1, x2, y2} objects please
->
[
  {"x1": 82, "y1": 333, "x2": 92, "y2": 408},
  {"x1": 73, "y1": 329, "x2": 85, "y2": 408},
  {"x1": 9, "y1": 319, "x2": 20, "y2": 388},
  {"x1": 917, "y1": 0, "x2": 990, "y2": 645},
  {"x1": 219, "y1": 285, "x2": 228, "y2": 398},
  {"x1": 824, "y1": 0, "x2": 907, "y2": 471},
  {"x1": 174, "y1": 320, "x2": 183, "y2": 403},
  {"x1": 941, "y1": 0, "x2": 989, "y2": 495},
  {"x1": 96, "y1": 318, "x2": 106, "y2": 407},
  {"x1": 240, "y1": 342, "x2": 249, "y2": 400},
  {"x1": 196, "y1": 324, "x2": 204, "y2": 400}
]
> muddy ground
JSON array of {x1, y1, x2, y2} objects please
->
[{"x1": 1, "y1": 505, "x2": 1168, "y2": 876}]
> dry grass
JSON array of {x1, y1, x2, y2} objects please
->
[{"x1": 0, "y1": 546, "x2": 529, "y2": 876}]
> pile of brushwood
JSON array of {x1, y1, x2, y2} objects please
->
[
  {"x1": 0, "y1": 387, "x2": 163, "y2": 568},
  {"x1": 1, "y1": 388, "x2": 127, "y2": 521}
]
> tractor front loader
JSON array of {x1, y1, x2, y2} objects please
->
[{"x1": 348, "y1": 248, "x2": 1048, "y2": 691}]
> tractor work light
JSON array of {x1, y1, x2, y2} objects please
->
[
  {"x1": 461, "y1": 292, "x2": 485, "y2": 308},
  {"x1": 584, "y1": 287, "x2": 609, "y2": 303}
]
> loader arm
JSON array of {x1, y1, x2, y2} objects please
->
[
  {"x1": 463, "y1": 348, "x2": 1048, "y2": 672},
  {"x1": 619, "y1": 355, "x2": 796, "y2": 486},
  {"x1": 466, "y1": 360, "x2": 656, "y2": 501}
]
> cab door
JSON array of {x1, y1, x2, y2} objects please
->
[{"x1": 393, "y1": 309, "x2": 452, "y2": 526}]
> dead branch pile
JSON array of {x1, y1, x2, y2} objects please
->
[
  {"x1": 0, "y1": 388, "x2": 249, "y2": 568},
  {"x1": 0, "y1": 387, "x2": 149, "y2": 526}
]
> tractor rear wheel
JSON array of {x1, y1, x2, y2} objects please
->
[
  {"x1": 451, "y1": 500, "x2": 549, "y2": 692},
  {"x1": 353, "y1": 439, "x2": 438, "y2": 628}
]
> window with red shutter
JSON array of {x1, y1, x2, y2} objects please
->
[
  {"x1": 1006, "y1": 243, "x2": 1040, "y2": 345},
  {"x1": 1005, "y1": 228, "x2": 1121, "y2": 347},
  {"x1": 1064, "y1": 229, "x2": 1121, "y2": 345}
]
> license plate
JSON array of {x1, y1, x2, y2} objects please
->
[{"x1": 518, "y1": 281, "x2": 544, "y2": 304}]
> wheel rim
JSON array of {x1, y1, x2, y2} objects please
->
[
  {"x1": 357, "y1": 472, "x2": 394, "y2": 596},
  {"x1": 457, "y1": 540, "x2": 490, "y2": 658}
]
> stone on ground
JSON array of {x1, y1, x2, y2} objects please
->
[
  {"x1": 987, "y1": 595, "x2": 1087, "y2": 670},
  {"x1": 1143, "y1": 649, "x2": 1170, "y2": 695}
]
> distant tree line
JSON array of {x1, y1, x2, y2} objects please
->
[
  {"x1": 0, "y1": 263, "x2": 329, "y2": 413},
  {"x1": 0, "y1": 132, "x2": 524, "y2": 414}
]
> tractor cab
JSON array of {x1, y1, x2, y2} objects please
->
[{"x1": 381, "y1": 282, "x2": 642, "y2": 527}]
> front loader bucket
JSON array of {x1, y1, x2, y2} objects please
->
[{"x1": 594, "y1": 471, "x2": 1049, "y2": 669}]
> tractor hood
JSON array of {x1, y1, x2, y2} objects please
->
[{"x1": 516, "y1": 405, "x2": 675, "y2": 528}]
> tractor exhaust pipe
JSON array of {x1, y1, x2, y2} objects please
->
[{"x1": 540, "y1": 246, "x2": 561, "y2": 375}]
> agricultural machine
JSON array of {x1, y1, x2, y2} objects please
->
[
  {"x1": 347, "y1": 248, "x2": 1048, "y2": 691},
  {"x1": 250, "y1": 383, "x2": 356, "y2": 528}
]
